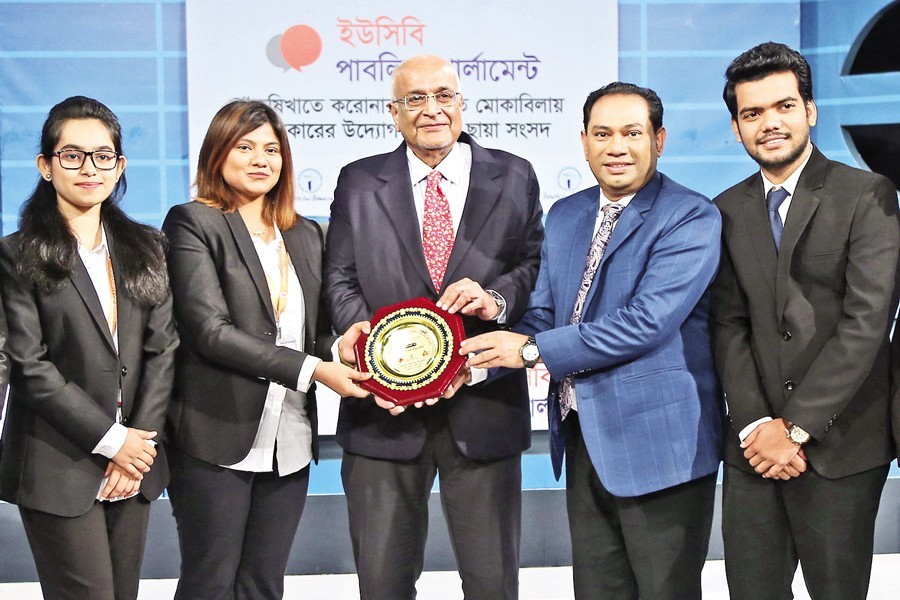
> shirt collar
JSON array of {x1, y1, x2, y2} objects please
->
[
  {"x1": 761, "y1": 145, "x2": 814, "y2": 198},
  {"x1": 77, "y1": 224, "x2": 109, "y2": 257},
  {"x1": 250, "y1": 225, "x2": 284, "y2": 250},
  {"x1": 407, "y1": 141, "x2": 469, "y2": 186},
  {"x1": 598, "y1": 189, "x2": 636, "y2": 214}
]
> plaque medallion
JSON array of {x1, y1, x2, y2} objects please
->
[{"x1": 354, "y1": 297, "x2": 467, "y2": 406}]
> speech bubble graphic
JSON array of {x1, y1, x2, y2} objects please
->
[
  {"x1": 266, "y1": 34, "x2": 290, "y2": 70},
  {"x1": 280, "y1": 25, "x2": 322, "y2": 71}
]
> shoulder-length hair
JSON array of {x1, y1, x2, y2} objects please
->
[
  {"x1": 16, "y1": 95, "x2": 169, "y2": 305},
  {"x1": 194, "y1": 100, "x2": 297, "y2": 230}
]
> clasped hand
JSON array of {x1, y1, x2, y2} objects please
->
[{"x1": 742, "y1": 418, "x2": 807, "y2": 480}]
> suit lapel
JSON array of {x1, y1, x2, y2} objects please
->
[
  {"x1": 443, "y1": 138, "x2": 502, "y2": 285},
  {"x1": 69, "y1": 254, "x2": 118, "y2": 355},
  {"x1": 223, "y1": 211, "x2": 276, "y2": 324},
  {"x1": 282, "y1": 223, "x2": 320, "y2": 350},
  {"x1": 775, "y1": 148, "x2": 827, "y2": 317},
  {"x1": 374, "y1": 145, "x2": 435, "y2": 293},
  {"x1": 741, "y1": 177, "x2": 778, "y2": 299},
  {"x1": 579, "y1": 174, "x2": 657, "y2": 310}
]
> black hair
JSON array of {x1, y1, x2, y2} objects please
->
[
  {"x1": 723, "y1": 42, "x2": 814, "y2": 119},
  {"x1": 582, "y1": 82, "x2": 664, "y2": 132},
  {"x1": 16, "y1": 95, "x2": 169, "y2": 305}
]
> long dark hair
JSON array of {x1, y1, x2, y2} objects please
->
[{"x1": 16, "y1": 95, "x2": 169, "y2": 305}]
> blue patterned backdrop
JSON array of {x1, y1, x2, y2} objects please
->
[{"x1": 2, "y1": 0, "x2": 896, "y2": 235}]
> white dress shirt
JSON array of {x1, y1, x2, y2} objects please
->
[
  {"x1": 81, "y1": 227, "x2": 144, "y2": 501},
  {"x1": 225, "y1": 227, "x2": 317, "y2": 475}
]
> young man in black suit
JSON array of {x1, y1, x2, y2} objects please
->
[{"x1": 712, "y1": 42, "x2": 900, "y2": 600}]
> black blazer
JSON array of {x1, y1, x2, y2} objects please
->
[
  {"x1": 325, "y1": 133, "x2": 544, "y2": 461},
  {"x1": 0, "y1": 233, "x2": 177, "y2": 517},
  {"x1": 162, "y1": 201, "x2": 333, "y2": 466},
  {"x1": 712, "y1": 147, "x2": 900, "y2": 478}
]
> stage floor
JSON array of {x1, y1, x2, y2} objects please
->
[{"x1": 1, "y1": 557, "x2": 899, "y2": 599}]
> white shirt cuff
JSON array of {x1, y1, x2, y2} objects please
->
[
  {"x1": 297, "y1": 356, "x2": 321, "y2": 392},
  {"x1": 92, "y1": 422, "x2": 128, "y2": 459},
  {"x1": 467, "y1": 365, "x2": 488, "y2": 386},
  {"x1": 739, "y1": 416, "x2": 773, "y2": 442}
]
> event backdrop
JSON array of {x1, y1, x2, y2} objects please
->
[
  {"x1": 1, "y1": 1, "x2": 900, "y2": 582},
  {"x1": 184, "y1": 0, "x2": 617, "y2": 431},
  {"x1": 0, "y1": 0, "x2": 897, "y2": 446}
]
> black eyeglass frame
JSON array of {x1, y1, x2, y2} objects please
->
[{"x1": 52, "y1": 149, "x2": 122, "y2": 170}]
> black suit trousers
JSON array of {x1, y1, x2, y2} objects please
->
[
  {"x1": 167, "y1": 448, "x2": 310, "y2": 600},
  {"x1": 19, "y1": 497, "x2": 151, "y2": 600},
  {"x1": 565, "y1": 413, "x2": 716, "y2": 600},
  {"x1": 723, "y1": 462, "x2": 889, "y2": 600},
  {"x1": 341, "y1": 408, "x2": 522, "y2": 600}
]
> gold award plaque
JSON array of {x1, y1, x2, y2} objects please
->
[{"x1": 365, "y1": 307, "x2": 453, "y2": 391}]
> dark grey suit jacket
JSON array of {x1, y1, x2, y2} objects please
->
[
  {"x1": 712, "y1": 147, "x2": 900, "y2": 478},
  {"x1": 0, "y1": 233, "x2": 178, "y2": 517},
  {"x1": 162, "y1": 202, "x2": 334, "y2": 466},
  {"x1": 325, "y1": 133, "x2": 544, "y2": 461}
]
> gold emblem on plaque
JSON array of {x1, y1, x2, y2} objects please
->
[{"x1": 364, "y1": 307, "x2": 454, "y2": 391}]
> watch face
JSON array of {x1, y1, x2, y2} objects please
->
[
  {"x1": 522, "y1": 345, "x2": 540, "y2": 362},
  {"x1": 790, "y1": 427, "x2": 810, "y2": 444}
]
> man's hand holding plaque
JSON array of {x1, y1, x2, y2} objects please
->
[{"x1": 347, "y1": 297, "x2": 468, "y2": 411}]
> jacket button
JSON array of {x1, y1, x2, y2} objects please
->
[
  {"x1": 782, "y1": 331, "x2": 792, "y2": 341},
  {"x1": 121, "y1": 366, "x2": 128, "y2": 376},
  {"x1": 784, "y1": 379, "x2": 794, "y2": 391}
]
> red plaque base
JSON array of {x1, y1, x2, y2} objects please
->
[{"x1": 354, "y1": 297, "x2": 467, "y2": 406}]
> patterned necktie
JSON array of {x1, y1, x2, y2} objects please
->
[
  {"x1": 766, "y1": 187, "x2": 789, "y2": 251},
  {"x1": 558, "y1": 202, "x2": 625, "y2": 420},
  {"x1": 422, "y1": 170, "x2": 454, "y2": 291}
]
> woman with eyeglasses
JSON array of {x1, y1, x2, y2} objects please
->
[
  {"x1": 162, "y1": 100, "x2": 371, "y2": 599},
  {"x1": 0, "y1": 96, "x2": 177, "y2": 600}
]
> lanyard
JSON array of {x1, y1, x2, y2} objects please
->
[
  {"x1": 264, "y1": 241, "x2": 290, "y2": 339},
  {"x1": 105, "y1": 251, "x2": 118, "y2": 337}
]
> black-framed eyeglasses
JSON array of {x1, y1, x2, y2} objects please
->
[
  {"x1": 392, "y1": 91, "x2": 460, "y2": 111},
  {"x1": 52, "y1": 149, "x2": 121, "y2": 170}
]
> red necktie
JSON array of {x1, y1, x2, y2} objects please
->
[{"x1": 422, "y1": 170, "x2": 454, "y2": 290}]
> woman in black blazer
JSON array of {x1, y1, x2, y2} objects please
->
[
  {"x1": 0, "y1": 96, "x2": 177, "y2": 600},
  {"x1": 162, "y1": 100, "x2": 370, "y2": 600}
]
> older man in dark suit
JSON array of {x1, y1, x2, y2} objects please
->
[
  {"x1": 712, "y1": 42, "x2": 900, "y2": 600},
  {"x1": 324, "y1": 54, "x2": 543, "y2": 599}
]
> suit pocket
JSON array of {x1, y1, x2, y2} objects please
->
[{"x1": 800, "y1": 247, "x2": 846, "y2": 263}]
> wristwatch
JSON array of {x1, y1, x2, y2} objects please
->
[
  {"x1": 519, "y1": 336, "x2": 540, "y2": 368},
  {"x1": 786, "y1": 423, "x2": 810, "y2": 446},
  {"x1": 487, "y1": 289, "x2": 506, "y2": 322}
]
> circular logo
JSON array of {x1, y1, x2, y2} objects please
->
[
  {"x1": 297, "y1": 169, "x2": 323, "y2": 193},
  {"x1": 557, "y1": 167, "x2": 582, "y2": 191}
]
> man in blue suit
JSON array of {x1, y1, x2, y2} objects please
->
[{"x1": 462, "y1": 82, "x2": 725, "y2": 599}]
